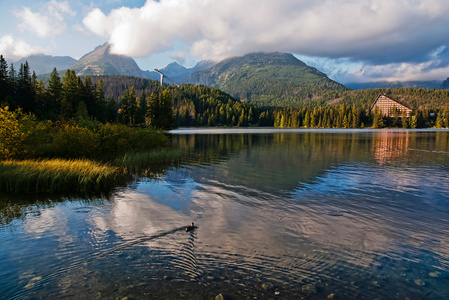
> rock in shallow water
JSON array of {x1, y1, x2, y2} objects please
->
[
  {"x1": 215, "y1": 294, "x2": 225, "y2": 300},
  {"x1": 25, "y1": 276, "x2": 42, "y2": 289},
  {"x1": 301, "y1": 283, "x2": 317, "y2": 294},
  {"x1": 414, "y1": 279, "x2": 425, "y2": 286},
  {"x1": 428, "y1": 271, "x2": 440, "y2": 278},
  {"x1": 261, "y1": 282, "x2": 273, "y2": 290}
]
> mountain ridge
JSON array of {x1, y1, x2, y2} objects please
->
[
  {"x1": 147, "y1": 60, "x2": 215, "y2": 83},
  {"x1": 187, "y1": 52, "x2": 349, "y2": 106},
  {"x1": 69, "y1": 43, "x2": 151, "y2": 78},
  {"x1": 14, "y1": 54, "x2": 76, "y2": 75}
]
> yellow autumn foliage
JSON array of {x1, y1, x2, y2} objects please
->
[{"x1": 0, "y1": 107, "x2": 30, "y2": 160}]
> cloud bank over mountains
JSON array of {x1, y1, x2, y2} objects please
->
[
  {"x1": 81, "y1": 0, "x2": 449, "y2": 82},
  {"x1": 1, "y1": 0, "x2": 449, "y2": 83},
  {"x1": 82, "y1": 0, "x2": 445, "y2": 62}
]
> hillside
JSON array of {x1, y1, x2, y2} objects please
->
[
  {"x1": 90, "y1": 75, "x2": 163, "y2": 100},
  {"x1": 441, "y1": 78, "x2": 449, "y2": 89},
  {"x1": 147, "y1": 60, "x2": 215, "y2": 83},
  {"x1": 87, "y1": 75, "x2": 261, "y2": 127},
  {"x1": 69, "y1": 43, "x2": 151, "y2": 78},
  {"x1": 334, "y1": 88, "x2": 449, "y2": 109},
  {"x1": 15, "y1": 54, "x2": 76, "y2": 75},
  {"x1": 188, "y1": 52, "x2": 349, "y2": 107},
  {"x1": 86, "y1": 75, "x2": 449, "y2": 110}
]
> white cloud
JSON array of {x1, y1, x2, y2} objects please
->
[
  {"x1": 15, "y1": 0, "x2": 76, "y2": 37},
  {"x1": 0, "y1": 35, "x2": 47, "y2": 61},
  {"x1": 299, "y1": 54, "x2": 449, "y2": 83},
  {"x1": 83, "y1": 0, "x2": 449, "y2": 63},
  {"x1": 82, "y1": 8, "x2": 108, "y2": 37},
  {"x1": 345, "y1": 62, "x2": 449, "y2": 83},
  {"x1": 169, "y1": 51, "x2": 186, "y2": 64}
]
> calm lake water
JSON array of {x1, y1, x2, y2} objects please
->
[{"x1": 1, "y1": 129, "x2": 449, "y2": 299}]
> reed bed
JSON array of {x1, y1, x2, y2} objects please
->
[
  {"x1": 0, "y1": 159, "x2": 127, "y2": 194},
  {"x1": 116, "y1": 148, "x2": 188, "y2": 173}
]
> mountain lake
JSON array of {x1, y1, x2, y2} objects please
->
[{"x1": 1, "y1": 128, "x2": 449, "y2": 299}]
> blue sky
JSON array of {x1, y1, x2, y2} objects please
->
[{"x1": 1, "y1": 0, "x2": 449, "y2": 83}]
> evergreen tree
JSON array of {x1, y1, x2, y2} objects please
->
[
  {"x1": 401, "y1": 110, "x2": 408, "y2": 129},
  {"x1": 146, "y1": 89, "x2": 175, "y2": 128},
  {"x1": 409, "y1": 115, "x2": 417, "y2": 129},
  {"x1": 351, "y1": 106, "x2": 360, "y2": 128},
  {"x1": 435, "y1": 112, "x2": 443, "y2": 128},
  {"x1": 443, "y1": 108, "x2": 449, "y2": 128},
  {"x1": 34, "y1": 80, "x2": 46, "y2": 119},
  {"x1": 47, "y1": 68, "x2": 63, "y2": 120},
  {"x1": 304, "y1": 110, "x2": 310, "y2": 128},
  {"x1": 95, "y1": 79, "x2": 106, "y2": 122},
  {"x1": 310, "y1": 109, "x2": 316, "y2": 128},
  {"x1": 372, "y1": 108, "x2": 384, "y2": 128},
  {"x1": 0, "y1": 55, "x2": 8, "y2": 103},
  {"x1": 106, "y1": 97, "x2": 118, "y2": 123},
  {"x1": 119, "y1": 88, "x2": 133, "y2": 125},
  {"x1": 75, "y1": 101, "x2": 89, "y2": 120},
  {"x1": 158, "y1": 89, "x2": 176, "y2": 129},
  {"x1": 16, "y1": 62, "x2": 35, "y2": 112},
  {"x1": 83, "y1": 76, "x2": 96, "y2": 117},
  {"x1": 62, "y1": 69, "x2": 80, "y2": 119},
  {"x1": 137, "y1": 90, "x2": 147, "y2": 125},
  {"x1": 342, "y1": 114, "x2": 349, "y2": 128},
  {"x1": 7, "y1": 64, "x2": 16, "y2": 108},
  {"x1": 126, "y1": 86, "x2": 138, "y2": 125}
]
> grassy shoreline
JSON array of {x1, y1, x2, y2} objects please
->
[{"x1": 0, "y1": 148, "x2": 187, "y2": 194}]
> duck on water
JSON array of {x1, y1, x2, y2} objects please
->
[{"x1": 185, "y1": 222, "x2": 196, "y2": 232}]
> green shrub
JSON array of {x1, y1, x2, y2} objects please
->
[
  {"x1": 131, "y1": 127, "x2": 169, "y2": 151},
  {"x1": 23, "y1": 120, "x2": 54, "y2": 157},
  {"x1": 53, "y1": 124, "x2": 98, "y2": 158},
  {"x1": 0, "y1": 107, "x2": 34, "y2": 159},
  {"x1": 96, "y1": 123, "x2": 134, "y2": 156}
]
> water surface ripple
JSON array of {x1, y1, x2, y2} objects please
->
[{"x1": 1, "y1": 129, "x2": 449, "y2": 299}]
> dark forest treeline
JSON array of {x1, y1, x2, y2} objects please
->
[
  {"x1": 0, "y1": 55, "x2": 175, "y2": 129},
  {"x1": 1, "y1": 55, "x2": 449, "y2": 131},
  {"x1": 334, "y1": 88, "x2": 449, "y2": 109},
  {"x1": 87, "y1": 74, "x2": 449, "y2": 128},
  {"x1": 0, "y1": 55, "x2": 265, "y2": 128},
  {"x1": 251, "y1": 86, "x2": 449, "y2": 109},
  {"x1": 271, "y1": 105, "x2": 449, "y2": 129}
]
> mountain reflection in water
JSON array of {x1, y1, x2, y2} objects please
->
[{"x1": 1, "y1": 129, "x2": 448, "y2": 299}]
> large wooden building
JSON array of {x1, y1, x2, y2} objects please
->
[{"x1": 371, "y1": 94, "x2": 412, "y2": 117}]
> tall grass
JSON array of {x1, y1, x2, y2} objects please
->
[
  {"x1": 115, "y1": 148, "x2": 188, "y2": 173},
  {"x1": 0, "y1": 159, "x2": 128, "y2": 194},
  {"x1": 0, "y1": 147, "x2": 189, "y2": 194}
]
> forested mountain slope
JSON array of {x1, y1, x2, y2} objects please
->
[
  {"x1": 188, "y1": 52, "x2": 349, "y2": 107},
  {"x1": 331, "y1": 88, "x2": 449, "y2": 109}
]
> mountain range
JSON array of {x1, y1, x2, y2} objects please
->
[
  {"x1": 148, "y1": 60, "x2": 215, "y2": 83},
  {"x1": 15, "y1": 43, "x2": 449, "y2": 105},
  {"x1": 15, "y1": 54, "x2": 76, "y2": 75},
  {"x1": 69, "y1": 43, "x2": 151, "y2": 78},
  {"x1": 188, "y1": 52, "x2": 350, "y2": 106}
]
